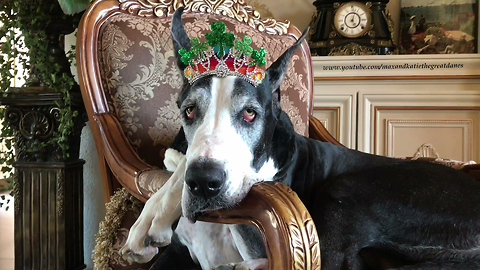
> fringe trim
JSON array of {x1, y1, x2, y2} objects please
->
[{"x1": 92, "y1": 188, "x2": 143, "y2": 270}]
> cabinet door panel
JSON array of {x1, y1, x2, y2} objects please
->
[
  {"x1": 313, "y1": 83, "x2": 356, "y2": 148},
  {"x1": 377, "y1": 110, "x2": 479, "y2": 161},
  {"x1": 312, "y1": 108, "x2": 339, "y2": 141}
]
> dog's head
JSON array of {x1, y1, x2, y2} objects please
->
[{"x1": 171, "y1": 7, "x2": 306, "y2": 221}]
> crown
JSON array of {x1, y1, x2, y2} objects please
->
[{"x1": 179, "y1": 22, "x2": 267, "y2": 87}]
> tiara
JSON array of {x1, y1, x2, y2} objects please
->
[{"x1": 179, "y1": 22, "x2": 267, "y2": 87}]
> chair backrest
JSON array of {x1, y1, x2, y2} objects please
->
[{"x1": 78, "y1": 0, "x2": 313, "y2": 169}]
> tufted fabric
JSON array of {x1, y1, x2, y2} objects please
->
[{"x1": 98, "y1": 12, "x2": 311, "y2": 169}]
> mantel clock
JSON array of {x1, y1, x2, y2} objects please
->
[{"x1": 309, "y1": 0, "x2": 396, "y2": 56}]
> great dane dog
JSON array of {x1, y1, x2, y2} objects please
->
[{"x1": 120, "y1": 8, "x2": 480, "y2": 270}]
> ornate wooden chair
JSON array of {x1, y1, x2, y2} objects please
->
[
  {"x1": 77, "y1": 1, "x2": 480, "y2": 269},
  {"x1": 77, "y1": 0, "x2": 339, "y2": 269}
]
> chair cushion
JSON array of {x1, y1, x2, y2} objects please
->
[{"x1": 99, "y1": 12, "x2": 310, "y2": 168}]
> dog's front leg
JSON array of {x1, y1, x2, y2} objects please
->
[
  {"x1": 214, "y1": 224, "x2": 268, "y2": 270},
  {"x1": 214, "y1": 259, "x2": 268, "y2": 270},
  {"x1": 120, "y1": 149, "x2": 185, "y2": 263}
]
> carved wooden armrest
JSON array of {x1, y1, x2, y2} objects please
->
[
  {"x1": 199, "y1": 181, "x2": 321, "y2": 270},
  {"x1": 309, "y1": 116, "x2": 342, "y2": 146},
  {"x1": 94, "y1": 113, "x2": 159, "y2": 202}
]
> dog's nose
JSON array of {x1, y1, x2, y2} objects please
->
[{"x1": 185, "y1": 159, "x2": 226, "y2": 199}]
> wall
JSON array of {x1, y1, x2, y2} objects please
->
[{"x1": 245, "y1": 0, "x2": 316, "y2": 30}]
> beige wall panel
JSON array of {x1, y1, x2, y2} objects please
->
[{"x1": 375, "y1": 110, "x2": 480, "y2": 162}]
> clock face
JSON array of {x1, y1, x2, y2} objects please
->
[{"x1": 334, "y1": 2, "x2": 371, "y2": 38}]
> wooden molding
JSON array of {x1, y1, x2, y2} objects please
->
[
  {"x1": 359, "y1": 92, "x2": 480, "y2": 154},
  {"x1": 313, "y1": 93, "x2": 356, "y2": 148},
  {"x1": 384, "y1": 119, "x2": 473, "y2": 160},
  {"x1": 313, "y1": 107, "x2": 340, "y2": 140},
  {"x1": 372, "y1": 106, "x2": 480, "y2": 155},
  {"x1": 314, "y1": 75, "x2": 480, "y2": 81}
]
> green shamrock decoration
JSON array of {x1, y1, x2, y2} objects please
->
[
  {"x1": 250, "y1": 47, "x2": 267, "y2": 67},
  {"x1": 235, "y1": 36, "x2": 253, "y2": 57},
  {"x1": 205, "y1": 22, "x2": 235, "y2": 57},
  {"x1": 190, "y1": 38, "x2": 208, "y2": 58},
  {"x1": 179, "y1": 48, "x2": 195, "y2": 66}
]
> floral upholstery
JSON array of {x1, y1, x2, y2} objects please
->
[
  {"x1": 98, "y1": 12, "x2": 311, "y2": 171},
  {"x1": 136, "y1": 169, "x2": 172, "y2": 198}
]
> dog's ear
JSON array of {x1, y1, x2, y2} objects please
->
[
  {"x1": 171, "y1": 7, "x2": 192, "y2": 71},
  {"x1": 266, "y1": 28, "x2": 308, "y2": 92}
]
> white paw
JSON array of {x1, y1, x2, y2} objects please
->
[
  {"x1": 164, "y1": 148, "x2": 185, "y2": 172},
  {"x1": 214, "y1": 259, "x2": 268, "y2": 270},
  {"x1": 119, "y1": 201, "x2": 174, "y2": 263}
]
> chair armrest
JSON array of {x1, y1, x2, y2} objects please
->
[
  {"x1": 94, "y1": 113, "x2": 159, "y2": 202},
  {"x1": 309, "y1": 116, "x2": 343, "y2": 146},
  {"x1": 199, "y1": 181, "x2": 321, "y2": 270}
]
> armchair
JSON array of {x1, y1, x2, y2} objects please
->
[{"x1": 77, "y1": 0, "x2": 336, "y2": 269}]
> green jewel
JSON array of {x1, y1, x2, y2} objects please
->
[
  {"x1": 190, "y1": 38, "x2": 208, "y2": 58},
  {"x1": 205, "y1": 22, "x2": 235, "y2": 57},
  {"x1": 235, "y1": 36, "x2": 253, "y2": 57},
  {"x1": 179, "y1": 48, "x2": 195, "y2": 66},
  {"x1": 250, "y1": 47, "x2": 267, "y2": 67}
]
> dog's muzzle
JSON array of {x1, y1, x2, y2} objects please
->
[{"x1": 185, "y1": 158, "x2": 226, "y2": 199}]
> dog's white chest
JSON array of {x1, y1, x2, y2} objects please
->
[{"x1": 175, "y1": 217, "x2": 243, "y2": 269}]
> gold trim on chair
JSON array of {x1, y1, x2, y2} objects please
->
[
  {"x1": 118, "y1": 0, "x2": 290, "y2": 34},
  {"x1": 93, "y1": 188, "x2": 143, "y2": 269}
]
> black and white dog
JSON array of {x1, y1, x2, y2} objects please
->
[{"x1": 120, "y1": 8, "x2": 480, "y2": 270}]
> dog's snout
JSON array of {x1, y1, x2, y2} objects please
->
[{"x1": 185, "y1": 159, "x2": 226, "y2": 199}]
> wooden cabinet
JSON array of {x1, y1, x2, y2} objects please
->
[
  {"x1": 312, "y1": 56, "x2": 480, "y2": 162},
  {"x1": 311, "y1": 89, "x2": 357, "y2": 149}
]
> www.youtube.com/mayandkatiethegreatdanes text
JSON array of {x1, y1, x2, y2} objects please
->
[{"x1": 322, "y1": 63, "x2": 464, "y2": 72}]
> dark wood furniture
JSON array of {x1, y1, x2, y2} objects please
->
[{"x1": 0, "y1": 87, "x2": 86, "y2": 270}]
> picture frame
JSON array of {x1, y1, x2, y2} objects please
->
[{"x1": 398, "y1": 0, "x2": 478, "y2": 55}]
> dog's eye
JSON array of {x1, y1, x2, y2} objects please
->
[
  {"x1": 242, "y1": 108, "x2": 256, "y2": 122},
  {"x1": 185, "y1": 106, "x2": 196, "y2": 119}
]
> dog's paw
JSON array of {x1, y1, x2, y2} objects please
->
[
  {"x1": 164, "y1": 148, "x2": 185, "y2": 172},
  {"x1": 119, "y1": 244, "x2": 158, "y2": 264},
  {"x1": 214, "y1": 259, "x2": 268, "y2": 270},
  {"x1": 119, "y1": 206, "x2": 174, "y2": 263},
  {"x1": 214, "y1": 264, "x2": 249, "y2": 270}
]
